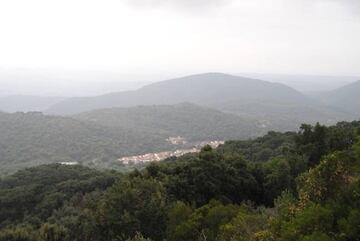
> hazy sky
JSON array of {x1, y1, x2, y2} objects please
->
[{"x1": 0, "y1": 0, "x2": 359, "y2": 90}]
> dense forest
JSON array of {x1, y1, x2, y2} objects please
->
[
  {"x1": 0, "y1": 121, "x2": 359, "y2": 241},
  {"x1": 73, "y1": 103, "x2": 260, "y2": 142},
  {"x1": 0, "y1": 104, "x2": 260, "y2": 175},
  {"x1": 0, "y1": 111, "x2": 168, "y2": 175}
]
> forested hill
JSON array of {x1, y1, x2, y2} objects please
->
[
  {"x1": 318, "y1": 80, "x2": 360, "y2": 116},
  {"x1": 46, "y1": 73, "x2": 353, "y2": 130},
  {"x1": 0, "y1": 104, "x2": 261, "y2": 175},
  {"x1": 0, "y1": 111, "x2": 169, "y2": 175},
  {"x1": 73, "y1": 103, "x2": 261, "y2": 142},
  {"x1": 0, "y1": 120, "x2": 359, "y2": 241},
  {"x1": 47, "y1": 73, "x2": 309, "y2": 115}
]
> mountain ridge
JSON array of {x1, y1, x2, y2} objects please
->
[{"x1": 46, "y1": 73, "x2": 354, "y2": 130}]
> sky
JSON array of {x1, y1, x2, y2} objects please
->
[{"x1": 0, "y1": 0, "x2": 359, "y2": 95}]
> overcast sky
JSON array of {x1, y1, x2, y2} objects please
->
[{"x1": 0, "y1": 0, "x2": 359, "y2": 94}]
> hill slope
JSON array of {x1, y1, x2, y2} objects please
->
[
  {"x1": 0, "y1": 111, "x2": 168, "y2": 175},
  {"x1": 73, "y1": 103, "x2": 261, "y2": 142},
  {"x1": 0, "y1": 104, "x2": 259, "y2": 175},
  {"x1": 47, "y1": 73, "x2": 353, "y2": 130},
  {"x1": 0, "y1": 95, "x2": 66, "y2": 112},
  {"x1": 47, "y1": 73, "x2": 308, "y2": 114},
  {"x1": 318, "y1": 80, "x2": 360, "y2": 116}
]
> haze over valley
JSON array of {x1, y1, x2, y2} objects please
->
[{"x1": 0, "y1": 0, "x2": 360, "y2": 240}]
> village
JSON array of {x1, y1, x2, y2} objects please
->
[{"x1": 119, "y1": 140, "x2": 224, "y2": 165}]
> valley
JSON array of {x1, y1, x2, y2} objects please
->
[
  {"x1": 0, "y1": 73, "x2": 359, "y2": 241},
  {"x1": 2, "y1": 0, "x2": 360, "y2": 239},
  {"x1": 1, "y1": 73, "x2": 359, "y2": 175}
]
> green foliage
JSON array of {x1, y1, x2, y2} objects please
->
[
  {"x1": 296, "y1": 123, "x2": 328, "y2": 166},
  {"x1": 295, "y1": 122, "x2": 358, "y2": 166},
  {"x1": 146, "y1": 146, "x2": 262, "y2": 206},
  {"x1": 338, "y1": 209, "x2": 360, "y2": 240},
  {"x1": 167, "y1": 200, "x2": 241, "y2": 241},
  {"x1": 218, "y1": 131, "x2": 297, "y2": 163},
  {"x1": 126, "y1": 233, "x2": 153, "y2": 241},
  {"x1": 0, "y1": 121, "x2": 360, "y2": 241},
  {"x1": 0, "y1": 227, "x2": 36, "y2": 241},
  {"x1": 0, "y1": 103, "x2": 261, "y2": 175},
  {"x1": 218, "y1": 207, "x2": 269, "y2": 241},
  {"x1": 268, "y1": 136, "x2": 360, "y2": 241},
  {"x1": 277, "y1": 204, "x2": 334, "y2": 241},
  {"x1": 300, "y1": 232, "x2": 333, "y2": 241},
  {"x1": 0, "y1": 111, "x2": 173, "y2": 175},
  {"x1": 166, "y1": 200, "x2": 269, "y2": 241},
  {"x1": 74, "y1": 103, "x2": 260, "y2": 143},
  {"x1": 0, "y1": 164, "x2": 116, "y2": 228},
  {"x1": 166, "y1": 201, "x2": 193, "y2": 239},
  {"x1": 297, "y1": 151, "x2": 357, "y2": 205},
  {"x1": 38, "y1": 223, "x2": 68, "y2": 241},
  {"x1": 98, "y1": 178, "x2": 167, "y2": 241},
  {"x1": 262, "y1": 158, "x2": 294, "y2": 204}
]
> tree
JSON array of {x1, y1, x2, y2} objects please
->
[
  {"x1": 159, "y1": 149, "x2": 261, "y2": 206},
  {"x1": 167, "y1": 200, "x2": 240, "y2": 241},
  {"x1": 219, "y1": 207, "x2": 268, "y2": 241},
  {"x1": 297, "y1": 151, "x2": 357, "y2": 206},
  {"x1": 98, "y1": 177, "x2": 167, "y2": 241},
  {"x1": 262, "y1": 158, "x2": 293, "y2": 205},
  {"x1": 268, "y1": 140, "x2": 360, "y2": 241},
  {"x1": 296, "y1": 123, "x2": 328, "y2": 166},
  {"x1": 276, "y1": 204, "x2": 334, "y2": 241},
  {"x1": 0, "y1": 227, "x2": 36, "y2": 241},
  {"x1": 126, "y1": 233, "x2": 153, "y2": 241},
  {"x1": 38, "y1": 223, "x2": 68, "y2": 241}
]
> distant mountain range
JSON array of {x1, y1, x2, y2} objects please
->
[
  {"x1": 46, "y1": 73, "x2": 354, "y2": 130},
  {"x1": 1, "y1": 72, "x2": 359, "y2": 174},
  {"x1": 46, "y1": 73, "x2": 310, "y2": 114},
  {"x1": 0, "y1": 103, "x2": 260, "y2": 175}
]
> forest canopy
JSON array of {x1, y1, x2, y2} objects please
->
[{"x1": 0, "y1": 121, "x2": 359, "y2": 241}]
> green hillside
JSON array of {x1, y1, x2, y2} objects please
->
[
  {"x1": 0, "y1": 111, "x2": 170, "y2": 175},
  {"x1": 74, "y1": 103, "x2": 261, "y2": 142},
  {"x1": 0, "y1": 104, "x2": 260, "y2": 175},
  {"x1": 319, "y1": 80, "x2": 360, "y2": 116}
]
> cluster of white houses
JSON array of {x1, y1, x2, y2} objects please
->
[{"x1": 119, "y1": 140, "x2": 224, "y2": 165}]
